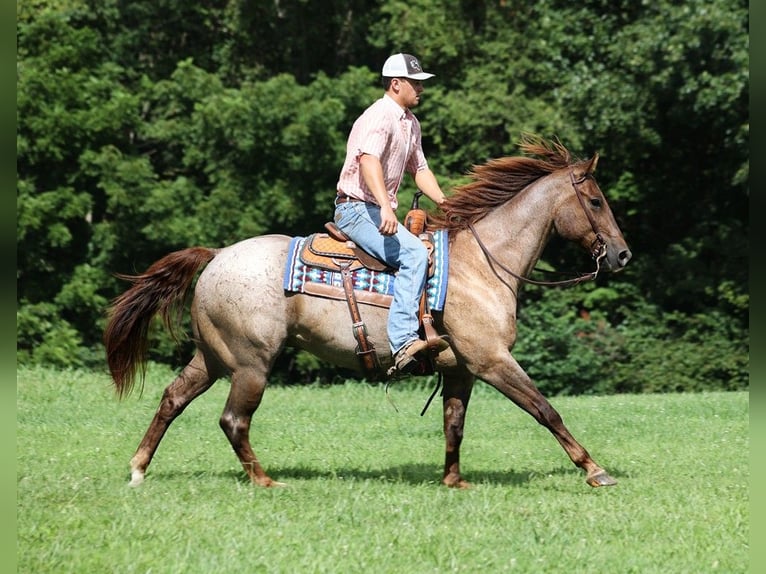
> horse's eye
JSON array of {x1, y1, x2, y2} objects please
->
[{"x1": 590, "y1": 198, "x2": 602, "y2": 208}]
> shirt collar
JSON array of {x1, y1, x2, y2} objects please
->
[{"x1": 383, "y1": 94, "x2": 411, "y2": 121}]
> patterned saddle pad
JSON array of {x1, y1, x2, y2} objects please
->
[{"x1": 283, "y1": 229, "x2": 449, "y2": 310}]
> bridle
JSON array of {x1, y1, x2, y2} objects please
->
[
  {"x1": 569, "y1": 169, "x2": 607, "y2": 261},
  {"x1": 468, "y1": 168, "x2": 608, "y2": 287}
]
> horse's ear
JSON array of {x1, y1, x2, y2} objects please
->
[
  {"x1": 587, "y1": 153, "x2": 599, "y2": 174},
  {"x1": 573, "y1": 153, "x2": 599, "y2": 179}
]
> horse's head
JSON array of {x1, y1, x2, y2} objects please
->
[{"x1": 552, "y1": 154, "x2": 632, "y2": 272}]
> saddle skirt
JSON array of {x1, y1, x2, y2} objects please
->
[{"x1": 283, "y1": 228, "x2": 449, "y2": 311}]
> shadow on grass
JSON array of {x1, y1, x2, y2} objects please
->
[{"x1": 148, "y1": 463, "x2": 625, "y2": 488}]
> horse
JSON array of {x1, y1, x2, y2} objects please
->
[{"x1": 104, "y1": 136, "x2": 632, "y2": 489}]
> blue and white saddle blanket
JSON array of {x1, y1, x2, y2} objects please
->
[{"x1": 283, "y1": 229, "x2": 449, "y2": 310}]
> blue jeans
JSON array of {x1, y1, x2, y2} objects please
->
[{"x1": 334, "y1": 201, "x2": 428, "y2": 354}]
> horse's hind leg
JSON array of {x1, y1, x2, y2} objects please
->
[
  {"x1": 129, "y1": 352, "x2": 217, "y2": 486},
  {"x1": 218, "y1": 365, "x2": 282, "y2": 487}
]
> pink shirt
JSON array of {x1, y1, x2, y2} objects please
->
[{"x1": 336, "y1": 95, "x2": 429, "y2": 210}]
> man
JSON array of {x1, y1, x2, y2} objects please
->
[{"x1": 334, "y1": 53, "x2": 447, "y2": 374}]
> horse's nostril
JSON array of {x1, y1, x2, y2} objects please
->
[{"x1": 619, "y1": 249, "x2": 632, "y2": 266}]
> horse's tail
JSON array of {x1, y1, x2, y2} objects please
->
[{"x1": 103, "y1": 247, "x2": 218, "y2": 398}]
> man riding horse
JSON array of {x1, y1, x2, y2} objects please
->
[{"x1": 334, "y1": 53, "x2": 449, "y2": 375}]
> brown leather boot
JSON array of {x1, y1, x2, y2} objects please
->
[{"x1": 393, "y1": 339, "x2": 430, "y2": 374}]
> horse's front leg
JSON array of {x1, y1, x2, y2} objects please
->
[
  {"x1": 479, "y1": 354, "x2": 617, "y2": 487},
  {"x1": 441, "y1": 370, "x2": 475, "y2": 488}
]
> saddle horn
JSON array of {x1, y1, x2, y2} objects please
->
[{"x1": 404, "y1": 191, "x2": 427, "y2": 236}]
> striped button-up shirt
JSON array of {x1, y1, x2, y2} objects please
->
[{"x1": 336, "y1": 95, "x2": 428, "y2": 210}]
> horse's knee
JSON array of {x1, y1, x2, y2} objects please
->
[
  {"x1": 445, "y1": 401, "x2": 465, "y2": 423},
  {"x1": 444, "y1": 400, "x2": 467, "y2": 442},
  {"x1": 535, "y1": 399, "x2": 564, "y2": 428}
]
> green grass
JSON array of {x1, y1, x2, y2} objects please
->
[{"x1": 17, "y1": 364, "x2": 748, "y2": 573}]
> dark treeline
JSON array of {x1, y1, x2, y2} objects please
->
[{"x1": 17, "y1": 0, "x2": 748, "y2": 394}]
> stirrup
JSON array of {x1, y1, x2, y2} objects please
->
[
  {"x1": 428, "y1": 335, "x2": 451, "y2": 353},
  {"x1": 388, "y1": 339, "x2": 429, "y2": 377}
]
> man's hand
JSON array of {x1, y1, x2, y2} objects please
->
[{"x1": 378, "y1": 205, "x2": 399, "y2": 236}]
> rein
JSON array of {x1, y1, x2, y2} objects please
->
[{"x1": 467, "y1": 168, "x2": 607, "y2": 288}]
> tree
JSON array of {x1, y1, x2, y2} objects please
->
[{"x1": 17, "y1": 0, "x2": 748, "y2": 391}]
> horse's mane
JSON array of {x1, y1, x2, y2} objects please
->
[{"x1": 431, "y1": 134, "x2": 576, "y2": 234}]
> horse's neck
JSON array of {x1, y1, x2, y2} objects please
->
[{"x1": 475, "y1": 179, "x2": 557, "y2": 277}]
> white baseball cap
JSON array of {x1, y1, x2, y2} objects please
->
[{"x1": 381, "y1": 53, "x2": 435, "y2": 80}]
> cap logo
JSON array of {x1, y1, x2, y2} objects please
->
[{"x1": 407, "y1": 57, "x2": 423, "y2": 74}]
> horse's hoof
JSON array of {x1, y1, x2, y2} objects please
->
[
  {"x1": 443, "y1": 474, "x2": 472, "y2": 489},
  {"x1": 253, "y1": 476, "x2": 287, "y2": 488},
  {"x1": 586, "y1": 470, "x2": 617, "y2": 487},
  {"x1": 128, "y1": 470, "x2": 145, "y2": 487}
]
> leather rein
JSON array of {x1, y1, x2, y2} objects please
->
[{"x1": 468, "y1": 168, "x2": 607, "y2": 288}]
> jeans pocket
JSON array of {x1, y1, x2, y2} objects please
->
[
  {"x1": 334, "y1": 202, "x2": 357, "y2": 230},
  {"x1": 334, "y1": 203, "x2": 348, "y2": 225}
]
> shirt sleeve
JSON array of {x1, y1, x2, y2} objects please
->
[
  {"x1": 405, "y1": 118, "x2": 429, "y2": 174},
  {"x1": 356, "y1": 107, "x2": 390, "y2": 160}
]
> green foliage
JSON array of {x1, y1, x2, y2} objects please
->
[
  {"x1": 16, "y1": 0, "x2": 748, "y2": 394},
  {"x1": 17, "y1": 182, "x2": 92, "y2": 298},
  {"x1": 514, "y1": 282, "x2": 749, "y2": 395},
  {"x1": 611, "y1": 308, "x2": 749, "y2": 394},
  {"x1": 17, "y1": 302, "x2": 86, "y2": 368}
]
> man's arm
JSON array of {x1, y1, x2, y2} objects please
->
[
  {"x1": 359, "y1": 153, "x2": 399, "y2": 236},
  {"x1": 414, "y1": 168, "x2": 446, "y2": 206}
]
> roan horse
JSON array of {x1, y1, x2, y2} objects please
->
[{"x1": 104, "y1": 136, "x2": 632, "y2": 489}]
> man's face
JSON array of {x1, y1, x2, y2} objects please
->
[{"x1": 394, "y1": 77, "x2": 424, "y2": 108}]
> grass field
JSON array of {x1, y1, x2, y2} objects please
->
[{"x1": 17, "y1": 364, "x2": 748, "y2": 573}]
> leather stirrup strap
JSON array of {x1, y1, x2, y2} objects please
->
[
  {"x1": 419, "y1": 292, "x2": 443, "y2": 354},
  {"x1": 339, "y1": 262, "x2": 381, "y2": 375}
]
